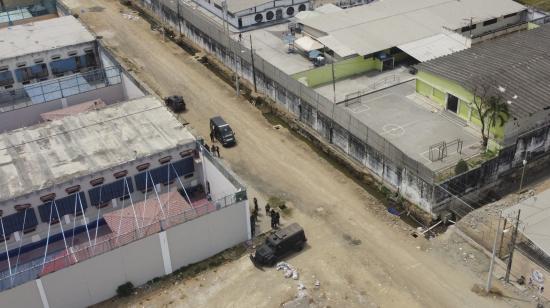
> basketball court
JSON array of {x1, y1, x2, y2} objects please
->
[{"x1": 344, "y1": 81, "x2": 481, "y2": 171}]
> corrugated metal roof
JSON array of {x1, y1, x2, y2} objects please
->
[
  {"x1": 398, "y1": 33, "x2": 470, "y2": 62},
  {"x1": 299, "y1": 0, "x2": 525, "y2": 57},
  {"x1": 416, "y1": 25, "x2": 550, "y2": 118}
]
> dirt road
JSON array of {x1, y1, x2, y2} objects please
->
[{"x1": 64, "y1": 1, "x2": 532, "y2": 307}]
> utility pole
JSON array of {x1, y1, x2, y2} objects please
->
[
  {"x1": 486, "y1": 213, "x2": 502, "y2": 293},
  {"x1": 249, "y1": 35, "x2": 257, "y2": 93},
  {"x1": 519, "y1": 151, "x2": 528, "y2": 191},
  {"x1": 176, "y1": 0, "x2": 182, "y2": 35},
  {"x1": 222, "y1": 1, "x2": 239, "y2": 96},
  {"x1": 505, "y1": 209, "x2": 521, "y2": 283}
]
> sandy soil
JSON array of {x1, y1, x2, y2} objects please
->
[{"x1": 62, "y1": 0, "x2": 535, "y2": 307}]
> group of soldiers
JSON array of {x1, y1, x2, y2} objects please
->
[
  {"x1": 249, "y1": 197, "x2": 281, "y2": 238},
  {"x1": 205, "y1": 131, "x2": 221, "y2": 157}
]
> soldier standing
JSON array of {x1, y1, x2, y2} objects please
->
[
  {"x1": 265, "y1": 203, "x2": 271, "y2": 216},
  {"x1": 253, "y1": 197, "x2": 259, "y2": 214}
]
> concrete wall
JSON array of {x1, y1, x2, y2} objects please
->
[
  {"x1": 41, "y1": 233, "x2": 164, "y2": 308},
  {"x1": 167, "y1": 200, "x2": 248, "y2": 270},
  {"x1": 193, "y1": 0, "x2": 309, "y2": 29},
  {"x1": 292, "y1": 55, "x2": 380, "y2": 87},
  {"x1": 415, "y1": 71, "x2": 506, "y2": 140},
  {"x1": 122, "y1": 72, "x2": 145, "y2": 100},
  {"x1": 0, "y1": 42, "x2": 97, "y2": 91},
  {"x1": 203, "y1": 153, "x2": 238, "y2": 200},
  {"x1": 0, "y1": 280, "x2": 43, "y2": 308},
  {"x1": 0, "y1": 83, "x2": 125, "y2": 132},
  {"x1": 0, "y1": 200, "x2": 248, "y2": 308}
]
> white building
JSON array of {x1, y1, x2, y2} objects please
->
[
  {"x1": 296, "y1": 0, "x2": 528, "y2": 61},
  {"x1": 194, "y1": 0, "x2": 310, "y2": 29},
  {"x1": 0, "y1": 96, "x2": 250, "y2": 307},
  {"x1": 0, "y1": 16, "x2": 98, "y2": 91}
]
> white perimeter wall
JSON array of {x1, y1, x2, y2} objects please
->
[
  {"x1": 203, "y1": 154, "x2": 238, "y2": 200},
  {"x1": 0, "y1": 201, "x2": 248, "y2": 308}
]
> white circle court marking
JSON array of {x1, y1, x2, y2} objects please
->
[{"x1": 382, "y1": 124, "x2": 405, "y2": 137}]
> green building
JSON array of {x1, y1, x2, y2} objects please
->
[{"x1": 415, "y1": 25, "x2": 550, "y2": 148}]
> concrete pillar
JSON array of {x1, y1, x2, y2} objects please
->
[
  {"x1": 36, "y1": 278, "x2": 50, "y2": 308},
  {"x1": 158, "y1": 231, "x2": 173, "y2": 275}
]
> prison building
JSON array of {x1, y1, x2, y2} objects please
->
[
  {"x1": 294, "y1": 0, "x2": 527, "y2": 67},
  {"x1": 0, "y1": 16, "x2": 144, "y2": 133},
  {"x1": 415, "y1": 24, "x2": 550, "y2": 148},
  {"x1": 0, "y1": 96, "x2": 249, "y2": 307},
  {"x1": 0, "y1": 16, "x2": 98, "y2": 91},
  {"x1": 193, "y1": 0, "x2": 310, "y2": 30},
  {"x1": 0, "y1": 0, "x2": 59, "y2": 28}
]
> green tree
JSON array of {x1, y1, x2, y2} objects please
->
[
  {"x1": 470, "y1": 80, "x2": 511, "y2": 150},
  {"x1": 455, "y1": 159, "x2": 469, "y2": 175}
]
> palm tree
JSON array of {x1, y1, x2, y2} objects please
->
[{"x1": 482, "y1": 95, "x2": 510, "y2": 149}]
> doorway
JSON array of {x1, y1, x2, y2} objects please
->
[
  {"x1": 276, "y1": 9, "x2": 283, "y2": 20},
  {"x1": 447, "y1": 94, "x2": 459, "y2": 113},
  {"x1": 382, "y1": 58, "x2": 394, "y2": 71}
]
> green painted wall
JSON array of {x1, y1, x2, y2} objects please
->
[
  {"x1": 528, "y1": 22, "x2": 540, "y2": 30},
  {"x1": 432, "y1": 88, "x2": 446, "y2": 106},
  {"x1": 416, "y1": 79, "x2": 432, "y2": 97},
  {"x1": 292, "y1": 56, "x2": 380, "y2": 87},
  {"x1": 416, "y1": 71, "x2": 508, "y2": 141},
  {"x1": 458, "y1": 99, "x2": 470, "y2": 119}
]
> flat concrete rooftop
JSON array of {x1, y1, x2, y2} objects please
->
[
  {"x1": 344, "y1": 81, "x2": 482, "y2": 171},
  {"x1": 0, "y1": 15, "x2": 95, "y2": 60},
  {"x1": 0, "y1": 96, "x2": 195, "y2": 202},
  {"x1": 234, "y1": 24, "x2": 314, "y2": 75}
]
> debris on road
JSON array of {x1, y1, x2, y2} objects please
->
[{"x1": 277, "y1": 262, "x2": 300, "y2": 280}]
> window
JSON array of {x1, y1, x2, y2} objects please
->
[
  {"x1": 286, "y1": 7, "x2": 295, "y2": 16},
  {"x1": 180, "y1": 149, "x2": 194, "y2": 157},
  {"x1": 15, "y1": 63, "x2": 48, "y2": 82},
  {"x1": 14, "y1": 204, "x2": 31, "y2": 211},
  {"x1": 136, "y1": 163, "x2": 150, "y2": 171},
  {"x1": 483, "y1": 18, "x2": 498, "y2": 26},
  {"x1": 298, "y1": 4, "x2": 306, "y2": 11},
  {"x1": 40, "y1": 193, "x2": 56, "y2": 202},
  {"x1": 34, "y1": 58, "x2": 44, "y2": 64},
  {"x1": 461, "y1": 24, "x2": 477, "y2": 33},
  {"x1": 51, "y1": 55, "x2": 61, "y2": 60},
  {"x1": 68, "y1": 51, "x2": 78, "y2": 57},
  {"x1": 65, "y1": 185, "x2": 81, "y2": 194},
  {"x1": 84, "y1": 48, "x2": 94, "y2": 54},
  {"x1": 90, "y1": 177, "x2": 105, "y2": 186},
  {"x1": 159, "y1": 156, "x2": 172, "y2": 164},
  {"x1": 266, "y1": 11, "x2": 274, "y2": 20},
  {"x1": 0, "y1": 71, "x2": 14, "y2": 87},
  {"x1": 504, "y1": 13, "x2": 517, "y2": 19},
  {"x1": 255, "y1": 13, "x2": 263, "y2": 23},
  {"x1": 16, "y1": 62, "x2": 26, "y2": 68},
  {"x1": 113, "y1": 170, "x2": 128, "y2": 178},
  {"x1": 49, "y1": 58, "x2": 77, "y2": 74}
]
